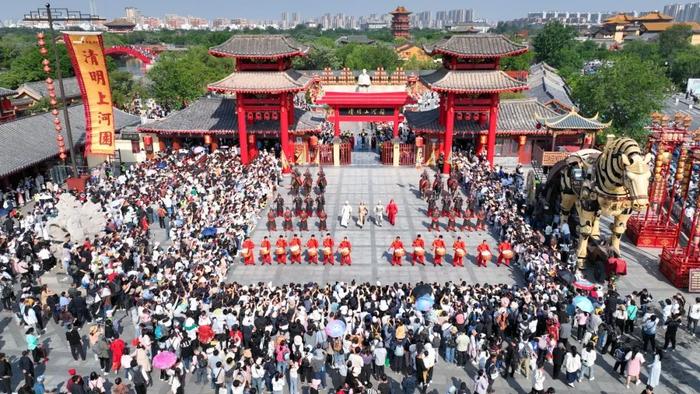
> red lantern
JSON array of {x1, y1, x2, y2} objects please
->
[
  {"x1": 47, "y1": 84, "x2": 55, "y2": 92},
  {"x1": 55, "y1": 125, "x2": 62, "y2": 131},
  {"x1": 58, "y1": 146, "x2": 66, "y2": 153},
  {"x1": 38, "y1": 39, "x2": 46, "y2": 46},
  {"x1": 271, "y1": 112, "x2": 279, "y2": 120},
  {"x1": 479, "y1": 135, "x2": 487, "y2": 145},
  {"x1": 535, "y1": 122, "x2": 542, "y2": 130},
  {"x1": 42, "y1": 59, "x2": 50, "y2": 66},
  {"x1": 56, "y1": 135, "x2": 64, "y2": 142},
  {"x1": 246, "y1": 112, "x2": 254, "y2": 121},
  {"x1": 49, "y1": 91, "x2": 56, "y2": 99},
  {"x1": 36, "y1": 32, "x2": 45, "y2": 39},
  {"x1": 45, "y1": 78, "x2": 53, "y2": 84},
  {"x1": 51, "y1": 109, "x2": 59, "y2": 116},
  {"x1": 59, "y1": 153, "x2": 67, "y2": 160},
  {"x1": 53, "y1": 118, "x2": 61, "y2": 125},
  {"x1": 465, "y1": 113, "x2": 472, "y2": 121},
  {"x1": 50, "y1": 98, "x2": 57, "y2": 106},
  {"x1": 143, "y1": 135, "x2": 153, "y2": 146},
  {"x1": 415, "y1": 136, "x2": 424, "y2": 147},
  {"x1": 43, "y1": 65, "x2": 51, "y2": 73},
  {"x1": 309, "y1": 136, "x2": 319, "y2": 146},
  {"x1": 263, "y1": 112, "x2": 271, "y2": 120},
  {"x1": 456, "y1": 112, "x2": 463, "y2": 121},
  {"x1": 39, "y1": 47, "x2": 48, "y2": 55},
  {"x1": 57, "y1": 140, "x2": 65, "y2": 148},
  {"x1": 204, "y1": 134, "x2": 212, "y2": 145},
  {"x1": 473, "y1": 113, "x2": 480, "y2": 122},
  {"x1": 518, "y1": 135, "x2": 527, "y2": 146},
  {"x1": 255, "y1": 112, "x2": 262, "y2": 121}
]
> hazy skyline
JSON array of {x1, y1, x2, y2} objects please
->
[{"x1": 7, "y1": 0, "x2": 678, "y2": 22}]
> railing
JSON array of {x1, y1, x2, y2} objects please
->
[
  {"x1": 380, "y1": 142, "x2": 416, "y2": 166},
  {"x1": 318, "y1": 143, "x2": 351, "y2": 165}
]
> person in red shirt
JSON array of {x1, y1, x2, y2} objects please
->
[
  {"x1": 497, "y1": 239, "x2": 513, "y2": 267},
  {"x1": 476, "y1": 209, "x2": 486, "y2": 231},
  {"x1": 476, "y1": 240, "x2": 491, "y2": 267},
  {"x1": 306, "y1": 234, "x2": 319, "y2": 265},
  {"x1": 318, "y1": 209, "x2": 328, "y2": 231},
  {"x1": 289, "y1": 234, "x2": 303, "y2": 264},
  {"x1": 389, "y1": 236, "x2": 405, "y2": 266},
  {"x1": 447, "y1": 210, "x2": 457, "y2": 232},
  {"x1": 241, "y1": 236, "x2": 255, "y2": 265},
  {"x1": 299, "y1": 211, "x2": 309, "y2": 232},
  {"x1": 338, "y1": 237, "x2": 352, "y2": 266},
  {"x1": 429, "y1": 209, "x2": 440, "y2": 232},
  {"x1": 462, "y1": 208, "x2": 474, "y2": 231},
  {"x1": 260, "y1": 236, "x2": 272, "y2": 265},
  {"x1": 453, "y1": 236, "x2": 466, "y2": 267},
  {"x1": 283, "y1": 208, "x2": 293, "y2": 231},
  {"x1": 411, "y1": 234, "x2": 426, "y2": 266},
  {"x1": 432, "y1": 235, "x2": 446, "y2": 266},
  {"x1": 322, "y1": 233, "x2": 334, "y2": 265},
  {"x1": 267, "y1": 210, "x2": 277, "y2": 232},
  {"x1": 275, "y1": 235, "x2": 288, "y2": 264},
  {"x1": 386, "y1": 199, "x2": 398, "y2": 226}
]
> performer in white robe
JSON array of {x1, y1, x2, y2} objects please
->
[{"x1": 340, "y1": 201, "x2": 352, "y2": 228}]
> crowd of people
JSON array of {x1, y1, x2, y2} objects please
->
[{"x1": 0, "y1": 146, "x2": 697, "y2": 394}]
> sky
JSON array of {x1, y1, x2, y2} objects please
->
[{"x1": 6, "y1": 0, "x2": 676, "y2": 22}]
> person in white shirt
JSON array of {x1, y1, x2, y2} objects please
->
[
  {"x1": 373, "y1": 342, "x2": 388, "y2": 378},
  {"x1": 688, "y1": 297, "x2": 700, "y2": 335},
  {"x1": 563, "y1": 346, "x2": 582, "y2": 388},
  {"x1": 580, "y1": 342, "x2": 597, "y2": 381},
  {"x1": 531, "y1": 364, "x2": 546, "y2": 394}
]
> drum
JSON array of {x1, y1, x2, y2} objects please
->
[
  {"x1": 276, "y1": 247, "x2": 286, "y2": 255},
  {"x1": 436, "y1": 247, "x2": 446, "y2": 256},
  {"x1": 290, "y1": 245, "x2": 301, "y2": 255},
  {"x1": 455, "y1": 248, "x2": 465, "y2": 257},
  {"x1": 340, "y1": 247, "x2": 350, "y2": 256},
  {"x1": 501, "y1": 249, "x2": 514, "y2": 259},
  {"x1": 394, "y1": 248, "x2": 405, "y2": 257},
  {"x1": 414, "y1": 246, "x2": 425, "y2": 256},
  {"x1": 480, "y1": 250, "x2": 492, "y2": 261},
  {"x1": 241, "y1": 248, "x2": 250, "y2": 258},
  {"x1": 323, "y1": 247, "x2": 332, "y2": 255},
  {"x1": 260, "y1": 247, "x2": 269, "y2": 255},
  {"x1": 308, "y1": 248, "x2": 318, "y2": 257}
]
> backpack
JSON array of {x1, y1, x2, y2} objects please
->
[
  {"x1": 131, "y1": 367, "x2": 145, "y2": 385},
  {"x1": 1, "y1": 284, "x2": 11, "y2": 298},
  {"x1": 613, "y1": 347, "x2": 626, "y2": 361},
  {"x1": 155, "y1": 324, "x2": 165, "y2": 340},
  {"x1": 445, "y1": 334, "x2": 457, "y2": 348}
]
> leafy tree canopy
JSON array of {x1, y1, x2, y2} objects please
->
[{"x1": 531, "y1": 21, "x2": 577, "y2": 68}]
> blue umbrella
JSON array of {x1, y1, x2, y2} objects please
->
[
  {"x1": 572, "y1": 296, "x2": 594, "y2": 313},
  {"x1": 325, "y1": 320, "x2": 346, "y2": 338},
  {"x1": 156, "y1": 162, "x2": 167, "y2": 169},
  {"x1": 415, "y1": 294, "x2": 435, "y2": 312}
]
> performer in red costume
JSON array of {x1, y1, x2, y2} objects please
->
[
  {"x1": 338, "y1": 237, "x2": 352, "y2": 266},
  {"x1": 432, "y1": 235, "x2": 446, "y2": 266},
  {"x1": 289, "y1": 234, "x2": 303, "y2": 264},
  {"x1": 411, "y1": 234, "x2": 425, "y2": 266},
  {"x1": 322, "y1": 233, "x2": 334, "y2": 265},
  {"x1": 476, "y1": 240, "x2": 492, "y2": 267},
  {"x1": 497, "y1": 239, "x2": 513, "y2": 267},
  {"x1": 260, "y1": 236, "x2": 272, "y2": 265},
  {"x1": 275, "y1": 235, "x2": 288, "y2": 265},
  {"x1": 452, "y1": 236, "x2": 466, "y2": 267},
  {"x1": 386, "y1": 199, "x2": 398, "y2": 226},
  {"x1": 306, "y1": 234, "x2": 319, "y2": 265},
  {"x1": 241, "y1": 236, "x2": 255, "y2": 265},
  {"x1": 389, "y1": 236, "x2": 405, "y2": 266}
]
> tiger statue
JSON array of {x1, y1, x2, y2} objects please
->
[{"x1": 559, "y1": 137, "x2": 652, "y2": 269}]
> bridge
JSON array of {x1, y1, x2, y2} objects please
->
[{"x1": 104, "y1": 45, "x2": 159, "y2": 65}]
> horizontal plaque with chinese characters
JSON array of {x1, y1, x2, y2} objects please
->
[{"x1": 338, "y1": 108, "x2": 395, "y2": 117}]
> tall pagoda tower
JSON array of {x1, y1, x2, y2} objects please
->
[
  {"x1": 421, "y1": 34, "x2": 529, "y2": 172},
  {"x1": 390, "y1": 6, "x2": 411, "y2": 39},
  {"x1": 208, "y1": 35, "x2": 311, "y2": 166}
]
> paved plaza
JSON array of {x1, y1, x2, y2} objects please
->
[{"x1": 0, "y1": 161, "x2": 698, "y2": 394}]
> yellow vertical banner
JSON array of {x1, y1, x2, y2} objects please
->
[{"x1": 62, "y1": 32, "x2": 115, "y2": 155}]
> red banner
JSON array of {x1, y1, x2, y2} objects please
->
[{"x1": 62, "y1": 32, "x2": 115, "y2": 155}]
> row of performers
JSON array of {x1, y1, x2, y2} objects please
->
[
  {"x1": 240, "y1": 234, "x2": 352, "y2": 265},
  {"x1": 239, "y1": 234, "x2": 514, "y2": 267}
]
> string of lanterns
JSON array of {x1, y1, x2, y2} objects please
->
[{"x1": 36, "y1": 32, "x2": 67, "y2": 161}]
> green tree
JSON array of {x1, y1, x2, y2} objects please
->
[
  {"x1": 292, "y1": 45, "x2": 341, "y2": 70},
  {"x1": 668, "y1": 47, "x2": 700, "y2": 89},
  {"x1": 403, "y1": 54, "x2": 439, "y2": 71},
  {"x1": 147, "y1": 46, "x2": 231, "y2": 110},
  {"x1": 659, "y1": 24, "x2": 692, "y2": 59},
  {"x1": 108, "y1": 69, "x2": 146, "y2": 109},
  {"x1": 621, "y1": 40, "x2": 662, "y2": 65},
  {"x1": 343, "y1": 44, "x2": 400, "y2": 71},
  {"x1": 0, "y1": 42, "x2": 74, "y2": 88},
  {"x1": 500, "y1": 50, "x2": 534, "y2": 71},
  {"x1": 571, "y1": 54, "x2": 671, "y2": 141},
  {"x1": 531, "y1": 21, "x2": 577, "y2": 68}
]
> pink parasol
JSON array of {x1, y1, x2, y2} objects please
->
[
  {"x1": 153, "y1": 351, "x2": 177, "y2": 369},
  {"x1": 573, "y1": 279, "x2": 595, "y2": 291}
]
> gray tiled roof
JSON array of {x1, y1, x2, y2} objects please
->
[
  {"x1": 424, "y1": 34, "x2": 527, "y2": 58},
  {"x1": 420, "y1": 69, "x2": 528, "y2": 93},
  {"x1": 536, "y1": 110, "x2": 611, "y2": 130},
  {"x1": 17, "y1": 77, "x2": 82, "y2": 100},
  {"x1": 210, "y1": 35, "x2": 310, "y2": 58},
  {"x1": 0, "y1": 87, "x2": 17, "y2": 98},
  {"x1": 208, "y1": 70, "x2": 311, "y2": 94},
  {"x1": 0, "y1": 105, "x2": 140, "y2": 177},
  {"x1": 405, "y1": 98, "x2": 558, "y2": 134},
  {"x1": 527, "y1": 63, "x2": 575, "y2": 110},
  {"x1": 137, "y1": 96, "x2": 324, "y2": 134},
  {"x1": 335, "y1": 35, "x2": 375, "y2": 45}
]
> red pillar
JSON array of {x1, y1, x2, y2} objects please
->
[
  {"x1": 248, "y1": 133, "x2": 258, "y2": 161},
  {"x1": 486, "y1": 95, "x2": 499, "y2": 166},
  {"x1": 517, "y1": 135, "x2": 527, "y2": 164},
  {"x1": 333, "y1": 107, "x2": 341, "y2": 137},
  {"x1": 237, "y1": 103, "x2": 249, "y2": 165},
  {"x1": 392, "y1": 107, "x2": 400, "y2": 139},
  {"x1": 280, "y1": 94, "x2": 291, "y2": 170},
  {"x1": 442, "y1": 94, "x2": 455, "y2": 174}
]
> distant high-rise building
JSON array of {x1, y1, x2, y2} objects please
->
[
  {"x1": 666, "y1": 2, "x2": 700, "y2": 22},
  {"x1": 125, "y1": 7, "x2": 140, "y2": 22},
  {"x1": 390, "y1": 6, "x2": 411, "y2": 38}
]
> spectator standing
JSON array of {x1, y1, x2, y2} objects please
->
[{"x1": 563, "y1": 346, "x2": 581, "y2": 388}]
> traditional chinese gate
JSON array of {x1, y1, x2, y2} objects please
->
[{"x1": 318, "y1": 143, "x2": 351, "y2": 165}]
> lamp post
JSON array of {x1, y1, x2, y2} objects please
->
[{"x1": 23, "y1": 4, "x2": 104, "y2": 176}]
